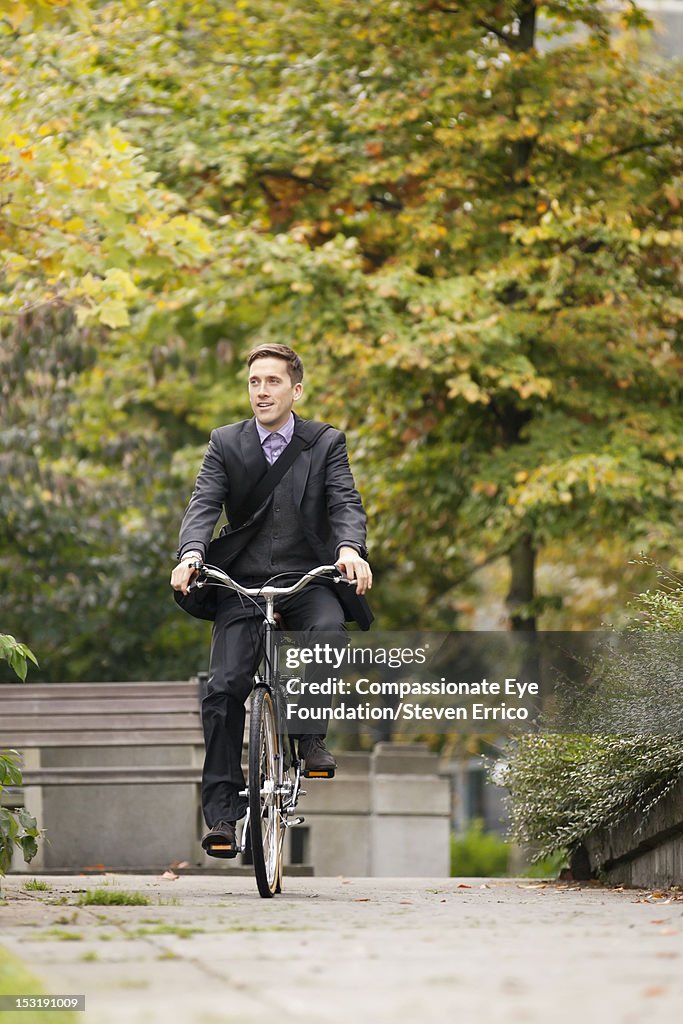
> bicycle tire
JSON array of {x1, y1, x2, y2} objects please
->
[{"x1": 249, "y1": 688, "x2": 281, "y2": 898}]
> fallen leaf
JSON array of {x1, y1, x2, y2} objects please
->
[
  {"x1": 659, "y1": 928, "x2": 678, "y2": 936},
  {"x1": 642, "y1": 986, "x2": 665, "y2": 998},
  {"x1": 353, "y1": 898, "x2": 370, "y2": 902},
  {"x1": 457, "y1": 884, "x2": 472, "y2": 889},
  {"x1": 161, "y1": 870, "x2": 179, "y2": 881}
]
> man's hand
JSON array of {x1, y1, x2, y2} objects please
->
[
  {"x1": 336, "y1": 546, "x2": 373, "y2": 596},
  {"x1": 170, "y1": 559, "x2": 201, "y2": 595}
]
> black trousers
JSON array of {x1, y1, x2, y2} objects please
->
[{"x1": 201, "y1": 583, "x2": 346, "y2": 827}]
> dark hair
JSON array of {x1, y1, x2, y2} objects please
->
[{"x1": 246, "y1": 344, "x2": 304, "y2": 385}]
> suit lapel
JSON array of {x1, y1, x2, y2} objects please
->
[
  {"x1": 239, "y1": 418, "x2": 268, "y2": 486},
  {"x1": 291, "y1": 414, "x2": 313, "y2": 505}
]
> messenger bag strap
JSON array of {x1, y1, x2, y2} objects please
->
[{"x1": 231, "y1": 423, "x2": 331, "y2": 529}]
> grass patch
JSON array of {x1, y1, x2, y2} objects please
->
[
  {"x1": 124, "y1": 924, "x2": 203, "y2": 939},
  {"x1": 223, "y1": 924, "x2": 290, "y2": 933},
  {"x1": 34, "y1": 929, "x2": 83, "y2": 942},
  {"x1": 78, "y1": 889, "x2": 149, "y2": 907},
  {"x1": 55, "y1": 913, "x2": 79, "y2": 926},
  {"x1": 23, "y1": 879, "x2": 50, "y2": 892},
  {"x1": 80, "y1": 951, "x2": 98, "y2": 962},
  {"x1": 0, "y1": 945, "x2": 79, "y2": 1024}
]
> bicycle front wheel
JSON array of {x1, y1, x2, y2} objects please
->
[{"x1": 249, "y1": 687, "x2": 282, "y2": 898}]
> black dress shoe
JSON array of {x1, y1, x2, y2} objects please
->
[
  {"x1": 298, "y1": 736, "x2": 337, "y2": 777},
  {"x1": 202, "y1": 820, "x2": 238, "y2": 858}
]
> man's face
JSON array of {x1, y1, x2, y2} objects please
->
[{"x1": 248, "y1": 357, "x2": 302, "y2": 431}]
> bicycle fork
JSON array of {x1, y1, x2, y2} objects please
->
[{"x1": 237, "y1": 750, "x2": 306, "y2": 854}]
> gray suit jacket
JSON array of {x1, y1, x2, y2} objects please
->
[{"x1": 177, "y1": 414, "x2": 372, "y2": 628}]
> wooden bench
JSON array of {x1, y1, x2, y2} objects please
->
[
  {"x1": 0, "y1": 680, "x2": 204, "y2": 787},
  {"x1": 0, "y1": 680, "x2": 206, "y2": 870}
]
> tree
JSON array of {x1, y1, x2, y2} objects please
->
[{"x1": 0, "y1": 2, "x2": 681, "y2": 677}]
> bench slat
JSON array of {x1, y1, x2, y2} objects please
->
[
  {"x1": 4, "y1": 713, "x2": 201, "y2": 731},
  {"x1": 0, "y1": 730, "x2": 204, "y2": 747},
  {"x1": 0, "y1": 682, "x2": 197, "y2": 697},
  {"x1": 21, "y1": 767, "x2": 202, "y2": 785},
  {"x1": 0, "y1": 699, "x2": 200, "y2": 715}
]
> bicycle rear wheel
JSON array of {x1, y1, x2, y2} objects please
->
[{"x1": 249, "y1": 687, "x2": 282, "y2": 898}]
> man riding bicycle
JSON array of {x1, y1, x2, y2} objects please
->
[{"x1": 170, "y1": 344, "x2": 372, "y2": 857}]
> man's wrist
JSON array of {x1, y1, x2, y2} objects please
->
[
  {"x1": 336, "y1": 543, "x2": 360, "y2": 557},
  {"x1": 180, "y1": 550, "x2": 203, "y2": 564}
]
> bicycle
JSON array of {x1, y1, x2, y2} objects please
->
[{"x1": 188, "y1": 562, "x2": 349, "y2": 898}]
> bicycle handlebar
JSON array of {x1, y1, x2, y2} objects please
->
[{"x1": 188, "y1": 562, "x2": 348, "y2": 600}]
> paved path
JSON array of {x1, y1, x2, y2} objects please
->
[{"x1": 1, "y1": 874, "x2": 682, "y2": 1024}]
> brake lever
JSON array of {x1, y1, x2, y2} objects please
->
[{"x1": 186, "y1": 561, "x2": 205, "y2": 592}]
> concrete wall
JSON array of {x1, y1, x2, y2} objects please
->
[
  {"x1": 575, "y1": 777, "x2": 683, "y2": 887},
  {"x1": 10, "y1": 743, "x2": 205, "y2": 873},
  {"x1": 10, "y1": 741, "x2": 451, "y2": 877},
  {"x1": 295, "y1": 744, "x2": 451, "y2": 877}
]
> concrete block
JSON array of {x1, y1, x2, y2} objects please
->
[
  {"x1": 371, "y1": 742, "x2": 440, "y2": 775},
  {"x1": 372, "y1": 775, "x2": 451, "y2": 816},
  {"x1": 304, "y1": 813, "x2": 371, "y2": 876},
  {"x1": 370, "y1": 815, "x2": 450, "y2": 877},
  {"x1": 297, "y1": 776, "x2": 371, "y2": 814},
  {"x1": 40, "y1": 783, "x2": 199, "y2": 870}
]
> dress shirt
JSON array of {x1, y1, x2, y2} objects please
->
[{"x1": 256, "y1": 413, "x2": 295, "y2": 465}]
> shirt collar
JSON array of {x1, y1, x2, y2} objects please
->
[{"x1": 255, "y1": 412, "x2": 295, "y2": 446}]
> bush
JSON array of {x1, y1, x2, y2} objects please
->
[
  {"x1": 499, "y1": 562, "x2": 683, "y2": 860},
  {"x1": 0, "y1": 635, "x2": 41, "y2": 876},
  {"x1": 450, "y1": 819, "x2": 510, "y2": 877}
]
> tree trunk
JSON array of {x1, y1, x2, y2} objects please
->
[
  {"x1": 506, "y1": 533, "x2": 536, "y2": 631},
  {"x1": 506, "y1": 6, "x2": 537, "y2": 632}
]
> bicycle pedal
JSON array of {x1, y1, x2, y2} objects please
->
[
  {"x1": 303, "y1": 768, "x2": 335, "y2": 779},
  {"x1": 204, "y1": 843, "x2": 238, "y2": 859}
]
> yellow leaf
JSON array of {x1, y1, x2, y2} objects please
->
[
  {"x1": 97, "y1": 298, "x2": 130, "y2": 328},
  {"x1": 6, "y1": 3, "x2": 27, "y2": 30},
  {"x1": 64, "y1": 217, "x2": 86, "y2": 233},
  {"x1": 7, "y1": 132, "x2": 30, "y2": 148},
  {"x1": 103, "y1": 267, "x2": 138, "y2": 298}
]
